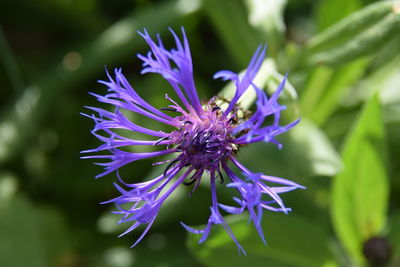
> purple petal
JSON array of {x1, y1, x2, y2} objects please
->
[
  {"x1": 180, "y1": 222, "x2": 205, "y2": 234},
  {"x1": 218, "y1": 203, "x2": 244, "y2": 214}
]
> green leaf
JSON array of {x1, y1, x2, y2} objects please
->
[
  {"x1": 0, "y1": 193, "x2": 73, "y2": 267},
  {"x1": 37, "y1": 206, "x2": 73, "y2": 264},
  {"x1": 0, "y1": 195, "x2": 48, "y2": 267},
  {"x1": 305, "y1": 1, "x2": 400, "y2": 67},
  {"x1": 331, "y1": 93, "x2": 389, "y2": 264},
  {"x1": 187, "y1": 213, "x2": 336, "y2": 267}
]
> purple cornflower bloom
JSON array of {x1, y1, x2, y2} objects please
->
[{"x1": 82, "y1": 27, "x2": 304, "y2": 254}]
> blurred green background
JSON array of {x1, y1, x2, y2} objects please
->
[{"x1": 0, "y1": 0, "x2": 399, "y2": 266}]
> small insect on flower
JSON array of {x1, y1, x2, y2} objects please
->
[{"x1": 81, "y1": 27, "x2": 304, "y2": 254}]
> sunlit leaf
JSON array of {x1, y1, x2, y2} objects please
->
[{"x1": 331, "y1": 93, "x2": 389, "y2": 264}]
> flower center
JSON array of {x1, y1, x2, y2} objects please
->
[
  {"x1": 180, "y1": 119, "x2": 233, "y2": 170},
  {"x1": 169, "y1": 104, "x2": 240, "y2": 171}
]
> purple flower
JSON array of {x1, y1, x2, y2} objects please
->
[{"x1": 82, "y1": 27, "x2": 304, "y2": 254}]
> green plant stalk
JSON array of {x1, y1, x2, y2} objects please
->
[{"x1": 300, "y1": 66, "x2": 333, "y2": 117}]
